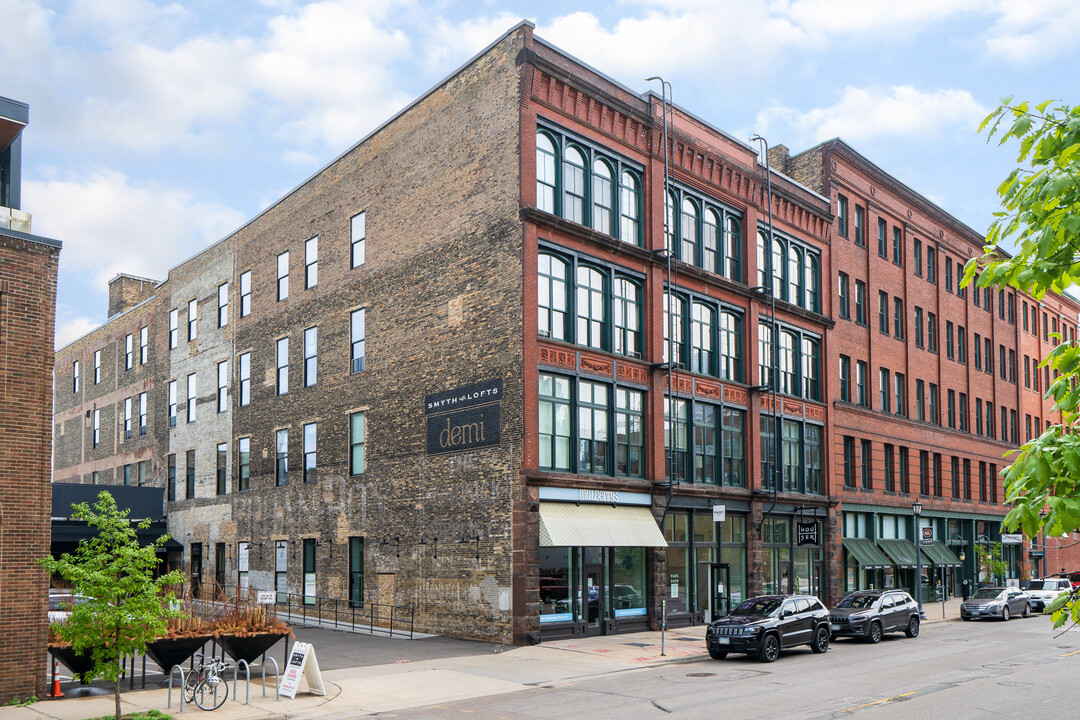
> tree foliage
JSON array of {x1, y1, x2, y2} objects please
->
[
  {"x1": 40, "y1": 491, "x2": 183, "y2": 720},
  {"x1": 965, "y1": 98, "x2": 1080, "y2": 630}
]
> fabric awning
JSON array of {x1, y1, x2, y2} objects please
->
[
  {"x1": 921, "y1": 541, "x2": 962, "y2": 567},
  {"x1": 843, "y1": 537, "x2": 892, "y2": 569},
  {"x1": 877, "y1": 538, "x2": 920, "y2": 569},
  {"x1": 538, "y1": 502, "x2": 668, "y2": 547}
]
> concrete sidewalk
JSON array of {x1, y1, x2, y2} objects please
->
[{"x1": 11, "y1": 602, "x2": 971, "y2": 720}]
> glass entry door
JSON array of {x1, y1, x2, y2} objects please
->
[
  {"x1": 582, "y1": 547, "x2": 607, "y2": 635},
  {"x1": 709, "y1": 563, "x2": 731, "y2": 620}
]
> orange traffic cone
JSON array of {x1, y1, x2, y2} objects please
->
[{"x1": 50, "y1": 659, "x2": 64, "y2": 698}]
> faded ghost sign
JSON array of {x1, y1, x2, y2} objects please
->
[{"x1": 426, "y1": 379, "x2": 502, "y2": 455}]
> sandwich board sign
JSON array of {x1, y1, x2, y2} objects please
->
[{"x1": 279, "y1": 642, "x2": 325, "y2": 698}]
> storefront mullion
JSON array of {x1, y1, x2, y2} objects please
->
[{"x1": 665, "y1": 508, "x2": 746, "y2": 623}]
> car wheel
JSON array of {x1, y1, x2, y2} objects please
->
[
  {"x1": 1022, "y1": 603, "x2": 1031, "y2": 618},
  {"x1": 905, "y1": 615, "x2": 920, "y2": 638},
  {"x1": 867, "y1": 621, "x2": 882, "y2": 644},
  {"x1": 1002, "y1": 606, "x2": 1011, "y2": 621},
  {"x1": 811, "y1": 626, "x2": 829, "y2": 654},
  {"x1": 759, "y1": 634, "x2": 780, "y2": 663},
  {"x1": 708, "y1": 647, "x2": 727, "y2": 660}
]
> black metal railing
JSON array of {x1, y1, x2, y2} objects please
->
[{"x1": 273, "y1": 592, "x2": 414, "y2": 638}]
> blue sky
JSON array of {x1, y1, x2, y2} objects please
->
[{"x1": 5, "y1": 0, "x2": 1079, "y2": 347}]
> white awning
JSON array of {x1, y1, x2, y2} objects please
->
[{"x1": 538, "y1": 502, "x2": 667, "y2": 547}]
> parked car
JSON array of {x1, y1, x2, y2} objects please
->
[
  {"x1": 960, "y1": 586, "x2": 1031, "y2": 621},
  {"x1": 705, "y1": 595, "x2": 830, "y2": 663},
  {"x1": 829, "y1": 590, "x2": 921, "y2": 643},
  {"x1": 1024, "y1": 578, "x2": 1073, "y2": 612},
  {"x1": 1049, "y1": 571, "x2": 1080, "y2": 590},
  {"x1": 48, "y1": 592, "x2": 90, "y2": 623}
]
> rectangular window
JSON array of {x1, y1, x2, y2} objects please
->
[
  {"x1": 305, "y1": 236, "x2": 318, "y2": 289},
  {"x1": 186, "y1": 449, "x2": 195, "y2": 499},
  {"x1": 217, "y1": 442, "x2": 227, "y2": 495},
  {"x1": 974, "y1": 332, "x2": 982, "y2": 369},
  {"x1": 351, "y1": 211, "x2": 366, "y2": 268},
  {"x1": 303, "y1": 538, "x2": 316, "y2": 605},
  {"x1": 914, "y1": 239, "x2": 922, "y2": 276},
  {"x1": 976, "y1": 398, "x2": 984, "y2": 435},
  {"x1": 186, "y1": 373, "x2": 197, "y2": 423},
  {"x1": 217, "y1": 360, "x2": 228, "y2": 413},
  {"x1": 303, "y1": 422, "x2": 317, "y2": 483},
  {"x1": 933, "y1": 453, "x2": 943, "y2": 496},
  {"x1": 1024, "y1": 355, "x2": 1031, "y2": 388},
  {"x1": 926, "y1": 247, "x2": 936, "y2": 283},
  {"x1": 987, "y1": 400, "x2": 995, "y2": 438},
  {"x1": 838, "y1": 272, "x2": 849, "y2": 319},
  {"x1": 963, "y1": 458, "x2": 972, "y2": 499},
  {"x1": 946, "y1": 321, "x2": 954, "y2": 359},
  {"x1": 879, "y1": 368, "x2": 890, "y2": 412},
  {"x1": 861, "y1": 438, "x2": 872, "y2": 489},
  {"x1": 929, "y1": 383, "x2": 939, "y2": 424},
  {"x1": 167, "y1": 454, "x2": 176, "y2": 501},
  {"x1": 959, "y1": 393, "x2": 968, "y2": 431},
  {"x1": 277, "y1": 251, "x2": 289, "y2": 301},
  {"x1": 218, "y1": 282, "x2": 229, "y2": 327},
  {"x1": 837, "y1": 195, "x2": 848, "y2": 238},
  {"x1": 579, "y1": 380, "x2": 611, "y2": 474},
  {"x1": 139, "y1": 392, "x2": 147, "y2": 436},
  {"x1": 877, "y1": 218, "x2": 888, "y2": 257},
  {"x1": 140, "y1": 326, "x2": 148, "y2": 365},
  {"x1": 958, "y1": 327, "x2": 966, "y2": 363},
  {"x1": 540, "y1": 373, "x2": 573, "y2": 469},
  {"x1": 984, "y1": 285, "x2": 991, "y2": 312},
  {"x1": 947, "y1": 389, "x2": 956, "y2": 428},
  {"x1": 724, "y1": 408, "x2": 747, "y2": 488},
  {"x1": 188, "y1": 298, "x2": 198, "y2": 341},
  {"x1": 1000, "y1": 345, "x2": 1006, "y2": 380},
  {"x1": 123, "y1": 397, "x2": 132, "y2": 439},
  {"x1": 878, "y1": 291, "x2": 888, "y2": 334},
  {"x1": 1009, "y1": 349, "x2": 1016, "y2": 383},
  {"x1": 856, "y1": 360, "x2": 868, "y2": 407},
  {"x1": 855, "y1": 280, "x2": 866, "y2": 325},
  {"x1": 1023, "y1": 301, "x2": 1029, "y2": 331},
  {"x1": 351, "y1": 309, "x2": 366, "y2": 373},
  {"x1": 238, "y1": 437, "x2": 250, "y2": 491},
  {"x1": 854, "y1": 205, "x2": 865, "y2": 246},
  {"x1": 985, "y1": 337, "x2": 992, "y2": 374},
  {"x1": 349, "y1": 537, "x2": 364, "y2": 607},
  {"x1": 168, "y1": 380, "x2": 177, "y2": 426},
  {"x1": 998, "y1": 290, "x2": 1005, "y2": 319},
  {"x1": 94, "y1": 350, "x2": 101, "y2": 383},
  {"x1": 693, "y1": 402, "x2": 719, "y2": 485},
  {"x1": 275, "y1": 541, "x2": 287, "y2": 603},
  {"x1": 123, "y1": 463, "x2": 131, "y2": 486},
  {"x1": 1008, "y1": 293, "x2": 1015, "y2": 324},
  {"x1": 839, "y1": 355, "x2": 850, "y2": 402},
  {"x1": 899, "y1": 447, "x2": 909, "y2": 493},
  {"x1": 304, "y1": 326, "x2": 317, "y2": 387},
  {"x1": 920, "y1": 450, "x2": 930, "y2": 495},
  {"x1": 914, "y1": 307, "x2": 923, "y2": 348},
  {"x1": 893, "y1": 298, "x2": 903, "y2": 338},
  {"x1": 276, "y1": 428, "x2": 289, "y2": 485},
  {"x1": 616, "y1": 388, "x2": 646, "y2": 478},
  {"x1": 843, "y1": 436, "x2": 855, "y2": 488},
  {"x1": 125, "y1": 333, "x2": 133, "y2": 369},
  {"x1": 73, "y1": 360, "x2": 80, "y2": 394},
  {"x1": 884, "y1": 444, "x2": 894, "y2": 492},
  {"x1": 239, "y1": 352, "x2": 250, "y2": 406},
  {"x1": 951, "y1": 456, "x2": 961, "y2": 498},
  {"x1": 350, "y1": 412, "x2": 366, "y2": 476},
  {"x1": 974, "y1": 276, "x2": 981, "y2": 307},
  {"x1": 1010, "y1": 408, "x2": 1018, "y2": 444},
  {"x1": 277, "y1": 337, "x2": 289, "y2": 395},
  {"x1": 240, "y1": 270, "x2": 251, "y2": 317},
  {"x1": 915, "y1": 379, "x2": 925, "y2": 421},
  {"x1": 892, "y1": 227, "x2": 902, "y2": 265},
  {"x1": 979, "y1": 461, "x2": 987, "y2": 501},
  {"x1": 928, "y1": 312, "x2": 937, "y2": 352},
  {"x1": 945, "y1": 257, "x2": 952, "y2": 292},
  {"x1": 894, "y1": 373, "x2": 905, "y2": 416},
  {"x1": 169, "y1": 308, "x2": 178, "y2": 349}
]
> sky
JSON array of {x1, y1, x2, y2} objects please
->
[{"x1": 5, "y1": 0, "x2": 1079, "y2": 348}]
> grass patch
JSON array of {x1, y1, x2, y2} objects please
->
[
  {"x1": 4, "y1": 696, "x2": 37, "y2": 707},
  {"x1": 84, "y1": 711, "x2": 172, "y2": 720}
]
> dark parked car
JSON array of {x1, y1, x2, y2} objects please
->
[
  {"x1": 705, "y1": 595, "x2": 830, "y2": 663},
  {"x1": 829, "y1": 590, "x2": 921, "y2": 643},
  {"x1": 960, "y1": 586, "x2": 1031, "y2": 621}
]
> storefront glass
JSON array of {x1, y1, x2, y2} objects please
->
[
  {"x1": 539, "y1": 547, "x2": 573, "y2": 622},
  {"x1": 611, "y1": 547, "x2": 647, "y2": 617}
]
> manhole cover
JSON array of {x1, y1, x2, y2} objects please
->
[{"x1": 686, "y1": 673, "x2": 715, "y2": 678}]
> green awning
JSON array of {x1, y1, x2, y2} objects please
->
[
  {"x1": 920, "y1": 541, "x2": 962, "y2": 567},
  {"x1": 877, "y1": 538, "x2": 920, "y2": 569},
  {"x1": 843, "y1": 537, "x2": 892, "y2": 569}
]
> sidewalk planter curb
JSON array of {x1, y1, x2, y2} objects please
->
[{"x1": 49, "y1": 645, "x2": 96, "y2": 680}]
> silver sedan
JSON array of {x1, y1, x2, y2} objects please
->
[{"x1": 960, "y1": 586, "x2": 1031, "y2": 621}]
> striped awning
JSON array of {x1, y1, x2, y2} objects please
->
[
  {"x1": 921, "y1": 541, "x2": 963, "y2": 567},
  {"x1": 843, "y1": 537, "x2": 892, "y2": 569},
  {"x1": 877, "y1": 538, "x2": 920, "y2": 569},
  {"x1": 538, "y1": 502, "x2": 668, "y2": 548}
]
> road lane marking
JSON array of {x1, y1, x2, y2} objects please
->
[
  {"x1": 842, "y1": 691, "x2": 916, "y2": 713},
  {"x1": 1059, "y1": 650, "x2": 1080, "y2": 657}
]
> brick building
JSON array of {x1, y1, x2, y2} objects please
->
[
  {"x1": 50, "y1": 22, "x2": 1074, "y2": 646},
  {"x1": 1, "y1": 96, "x2": 61, "y2": 701},
  {"x1": 773, "y1": 139, "x2": 1080, "y2": 597}
]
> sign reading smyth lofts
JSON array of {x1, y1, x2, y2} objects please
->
[{"x1": 426, "y1": 378, "x2": 502, "y2": 455}]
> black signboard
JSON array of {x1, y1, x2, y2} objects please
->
[
  {"x1": 426, "y1": 379, "x2": 502, "y2": 455},
  {"x1": 796, "y1": 521, "x2": 819, "y2": 546}
]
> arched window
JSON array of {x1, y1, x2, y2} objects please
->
[
  {"x1": 757, "y1": 230, "x2": 769, "y2": 290},
  {"x1": 562, "y1": 145, "x2": 586, "y2": 224},
  {"x1": 719, "y1": 310, "x2": 742, "y2": 382},
  {"x1": 724, "y1": 216, "x2": 741, "y2": 281},
  {"x1": 703, "y1": 209, "x2": 719, "y2": 274},
  {"x1": 592, "y1": 159, "x2": 613, "y2": 235},
  {"x1": 613, "y1": 278, "x2": 641, "y2": 358},
  {"x1": 690, "y1": 301, "x2": 714, "y2": 375},
  {"x1": 779, "y1": 330, "x2": 797, "y2": 396},
  {"x1": 619, "y1": 171, "x2": 640, "y2": 245},
  {"x1": 536, "y1": 133, "x2": 557, "y2": 214},
  {"x1": 787, "y1": 244, "x2": 803, "y2": 307},
  {"x1": 665, "y1": 191, "x2": 677, "y2": 253},
  {"x1": 680, "y1": 197, "x2": 698, "y2": 265},
  {"x1": 771, "y1": 237, "x2": 785, "y2": 297},
  {"x1": 538, "y1": 253, "x2": 569, "y2": 340},
  {"x1": 804, "y1": 253, "x2": 820, "y2": 312},
  {"x1": 575, "y1": 265, "x2": 606, "y2": 350}
]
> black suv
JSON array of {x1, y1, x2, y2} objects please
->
[
  {"x1": 828, "y1": 590, "x2": 920, "y2": 643},
  {"x1": 705, "y1": 595, "x2": 830, "y2": 663}
]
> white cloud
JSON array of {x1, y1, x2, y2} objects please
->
[
  {"x1": 23, "y1": 169, "x2": 246, "y2": 287},
  {"x1": 984, "y1": 0, "x2": 1080, "y2": 63},
  {"x1": 55, "y1": 315, "x2": 100, "y2": 349},
  {"x1": 776, "y1": 0, "x2": 987, "y2": 36},
  {"x1": 756, "y1": 86, "x2": 987, "y2": 145}
]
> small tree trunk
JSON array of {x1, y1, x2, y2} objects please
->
[{"x1": 114, "y1": 625, "x2": 122, "y2": 720}]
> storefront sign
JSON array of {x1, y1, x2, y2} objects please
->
[
  {"x1": 921, "y1": 527, "x2": 934, "y2": 546},
  {"x1": 426, "y1": 379, "x2": 502, "y2": 455},
  {"x1": 256, "y1": 591, "x2": 276, "y2": 605},
  {"x1": 796, "y1": 522, "x2": 819, "y2": 546},
  {"x1": 279, "y1": 642, "x2": 325, "y2": 699},
  {"x1": 537, "y1": 486, "x2": 652, "y2": 506},
  {"x1": 1001, "y1": 533, "x2": 1023, "y2": 545},
  {"x1": 712, "y1": 504, "x2": 726, "y2": 523}
]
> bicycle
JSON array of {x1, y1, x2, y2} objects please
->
[{"x1": 183, "y1": 653, "x2": 230, "y2": 710}]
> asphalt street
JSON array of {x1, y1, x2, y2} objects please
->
[{"x1": 377, "y1": 614, "x2": 1080, "y2": 719}]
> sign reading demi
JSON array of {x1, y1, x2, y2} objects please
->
[{"x1": 426, "y1": 379, "x2": 502, "y2": 455}]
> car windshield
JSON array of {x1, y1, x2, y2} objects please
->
[
  {"x1": 972, "y1": 588, "x2": 1004, "y2": 600},
  {"x1": 836, "y1": 594, "x2": 878, "y2": 609},
  {"x1": 731, "y1": 598, "x2": 782, "y2": 616},
  {"x1": 1026, "y1": 581, "x2": 1046, "y2": 591}
]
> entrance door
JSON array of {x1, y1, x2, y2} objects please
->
[
  {"x1": 710, "y1": 563, "x2": 731, "y2": 620},
  {"x1": 582, "y1": 547, "x2": 607, "y2": 636}
]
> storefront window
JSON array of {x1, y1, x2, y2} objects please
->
[
  {"x1": 664, "y1": 514, "x2": 690, "y2": 614},
  {"x1": 539, "y1": 547, "x2": 573, "y2": 623},
  {"x1": 612, "y1": 547, "x2": 646, "y2": 617}
]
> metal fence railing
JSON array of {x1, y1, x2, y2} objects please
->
[{"x1": 273, "y1": 592, "x2": 414, "y2": 638}]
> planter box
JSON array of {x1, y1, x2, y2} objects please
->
[
  {"x1": 145, "y1": 635, "x2": 212, "y2": 672},
  {"x1": 50, "y1": 646, "x2": 95, "y2": 680},
  {"x1": 216, "y1": 633, "x2": 286, "y2": 664}
]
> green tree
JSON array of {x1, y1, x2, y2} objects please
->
[
  {"x1": 41, "y1": 491, "x2": 183, "y2": 720},
  {"x1": 975, "y1": 542, "x2": 1008, "y2": 586},
  {"x1": 966, "y1": 98, "x2": 1080, "y2": 628}
]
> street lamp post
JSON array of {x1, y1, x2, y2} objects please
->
[{"x1": 913, "y1": 500, "x2": 923, "y2": 617}]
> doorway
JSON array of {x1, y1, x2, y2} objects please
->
[{"x1": 709, "y1": 563, "x2": 731, "y2": 620}]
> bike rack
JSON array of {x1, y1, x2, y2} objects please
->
[
  {"x1": 167, "y1": 665, "x2": 187, "y2": 714},
  {"x1": 233, "y1": 660, "x2": 251, "y2": 705},
  {"x1": 261, "y1": 656, "x2": 281, "y2": 701}
]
